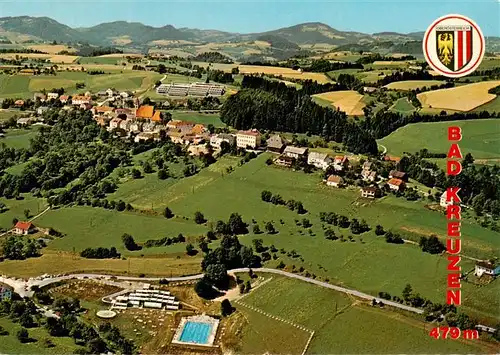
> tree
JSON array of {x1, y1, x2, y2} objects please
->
[
  {"x1": 194, "y1": 211, "x2": 206, "y2": 224},
  {"x1": 163, "y1": 207, "x2": 174, "y2": 218},
  {"x1": 194, "y1": 277, "x2": 215, "y2": 299},
  {"x1": 265, "y1": 221, "x2": 276, "y2": 234},
  {"x1": 375, "y1": 225, "x2": 385, "y2": 236},
  {"x1": 205, "y1": 263, "x2": 228, "y2": 287},
  {"x1": 402, "y1": 284, "x2": 413, "y2": 302},
  {"x1": 17, "y1": 328, "x2": 29, "y2": 343},
  {"x1": 158, "y1": 169, "x2": 168, "y2": 180},
  {"x1": 252, "y1": 238, "x2": 264, "y2": 252},
  {"x1": 253, "y1": 224, "x2": 261, "y2": 234},
  {"x1": 239, "y1": 283, "x2": 245, "y2": 294},
  {"x1": 131, "y1": 168, "x2": 142, "y2": 179},
  {"x1": 244, "y1": 280, "x2": 252, "y2": 293},
  {"x1": 121, "y1": 233, "x2": 140, "y2": 251},
  {"x1": 220, "y1": 299, "x2": 234, "y2": 316},
  {"x1": 228, "y1": 213, "x2": 247, "y2": 234},
  {"x1": 186, "y1": 243, "x2": 196, "y2": 256},
  {"x1": 23, "y1": 209, "x2": 30, "y2": 219},
  {"x1": 261, "y1": 190, "x2": 272, "y2": 202}
]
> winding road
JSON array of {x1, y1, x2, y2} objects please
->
[{"x1": 0, "y1": 268, "x2": 423, "y2": 315}]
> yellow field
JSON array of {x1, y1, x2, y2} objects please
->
[
  {"x1": 98, "y1": 53, "x2": 143, "y2": 58},
  {"x1": 0, "y1": 53, "x2": 78, "y2": 63},
  {"x1": 384, "y1": 80, "x2": 445, "y2": 90},
  {"x1": 28, "y1": 44, "x2": 76, "y2": 54},
  {"x1": 29, "y1": 78, "x2": 78, "y2": 91},
  {"x1": 313, "y1": 90, "x2": 366, "y2": 115},
  {"x1": 281, "y1": 72, "x2": 331, "y2": 84},
  {"x1": 0, "y1": 251, "x2": 202, "y2": 278},
  {"x1": 417, "y1": 80, "x2": 500, "y2": 112},
  {"x1": 111, "y1": 36, "x2": 133, "y2": 45}
]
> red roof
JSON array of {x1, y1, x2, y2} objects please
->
[
  {"x1": 327, "y1": 175, "x2": 343, "y2": 183},
  {"x1": 388, "y1": 178, "x2": 404, "y2": 186},
  {"x1": 136, "y1": 105, "x2": 155, "y2": 119},
  {"x1": 15, "y1": 221, "x2": 33, "y2": 231},
  {"x1": 238, "y1": 129, "x2": 261, "y2": 137}
]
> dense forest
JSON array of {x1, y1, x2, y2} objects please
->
[
  {"x1": 190, "y1": 51, "x2": 233, "y2": 64},
  {"x1": 220, "y1": 76, "x2": 378, "y2": 154}
]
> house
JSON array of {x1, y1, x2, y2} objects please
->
[
  {"x1": 47, "y1": 92, "x2": 59, "y2": 100},
  {"x1": 14, "y1": 99, "x2": 24, "y2": 107},
  {"x1": 388, "y1": 178, "x2": 405, "y2": 192},
  {"x1": 384, "y1": 155, "x2": 401, "y2": 163},
  {"x1": 283, "y1": 146, "x2": 308, "y2": 160},
  {"x1": 120, "y1": 91, "x2": 134, "y2": 98},
  {"x1": 142, "y1": 122, "x2": 157, "y2": 132},
  {"x1": 440, "y1": 191, "x2": 454, "y2": 208},
  {"x1": 474, "y1": 261, "x2": 500, "y2": 277},
  {"x1": 17, "y1": 117, "x2": 33, "y2": 125},
  {"x1": 14, "y1": 221, "x2": 35, "y2": 235},
  {"x1": 333, "y1": 156, "x2": 349, "y2": 171},
  {"x1": 275, "y1": 155, "x2": 294, "y2": 167},
  {"x1": 130, "y1": 121, "x2": 143, "y2": 133},
  {"x1": 136, "y1": 105, "x2": 155, "y2": 120},
  {"x1": 37, "y1": 106, "x2": 49, "y2": 115},
  {"x1": 389, "y1": 170, "x2": 408, "y2": 182},
  {"x1": 71, "y1": 95, "x2": 91, "y2": 105},
  {"x1": 363, "y1": 86, "x2": 377, "y2": 93},
  {"x1": 34, "y1": 93, "x2": 47, "y2": 101},
  {"x1": 119, "y1": 119, "x2": 132, "y2": 131},
  {"x1": 0, "y1": 286, "x2": 12, "y2": 301},
  {"x1": 97, "y1": 90, "x2": 107, "y2": 97},
  {"x1": 59, "y1": 95, "x2": 69, "y2": 103},
  {"x1": 95, "y1": 116, "x2": 111, "y2": 127},
  {"x1": 307, "y1": 152, "x2": 332, "y2": 170},
  {"x1": 326, "y1": 175, "x2": 344, "y2": 187},
  {"x1": 168, "y1": 131, "x2": 185, "y2": 144},
  {"x1": 106, "y1": 88, "x2": 118, "y2": 97},
  {"x1": 361, "y1": 169, "x2": 377, "y2": 182},
  {"x1": 236, "y1": 129, "x2": 261, "y2": 149},
  {"x1": 134, "y1": 132, "x2": 155, "y2": 143},
  {"x1": 266, "y1": 134, "x2": 286, "y2": 153},
  {"x1": 361, "y1": 186, "x2": 380, "y2": 199},
  {"x1": 210, "y1": 133, "x2": 236, "y2": 149},
  {"x1": 109, "y1": 118, "x2": 123, "y2": 130}
]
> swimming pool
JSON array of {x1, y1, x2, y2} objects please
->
[{"x1": 178, "y1": 321, "x2": 212, "y2": 344}]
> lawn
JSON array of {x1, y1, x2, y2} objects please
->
[
  {"x1": 240, "y1": 277, "x2": 490, "y2": 354},
  {"x1": 0, "y1": 317, "x2": 84, "y2": 354},
  {"x1": 378, "y1": 119, "x2": 500, "y2": 159},
  {"x1": 0, "y1": 194, "x2": 47, "y2": 230},
  {"x1": 168, "y1": 111, "x2": 224, "y2": 127},
  {"x1": 385, "y1": 80, "x2": 445, "y2": 90},
  {"x1": 1, "y1": 127, "x2": 40, "y2": 149},
  {"x1": 473, "y1": 96, "x2": 500, "y2": 113},
  {"x1": 389, "y1": 97, "x2": 416, "y2": 113},
  {"x1": 0, "y1": 75, "x2": 30, "y2": 98}
]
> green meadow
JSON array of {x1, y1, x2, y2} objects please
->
[
  {"x1": 1, "y1": 127, "x2": 41, "y2": 149},
  {"x1": 240, "y1": 277, "x2": 490, "y2": 354},
  {"x1": 169, "y1": 111, "x2": 224, "y2": 127},
  {"x1": 389, "y1": 97, "x2": 416, "y2": 114},
  {"x1": 378, "y1": 119, "x2": 500, "y2": 159}
]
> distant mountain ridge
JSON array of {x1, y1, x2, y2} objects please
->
[{"x1": 0, "y1": 16, "x2": 498, "y2": 54}]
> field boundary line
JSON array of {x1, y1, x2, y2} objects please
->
[
  {"x1": 234, "y1": 298, "x2": 315, "y2": 354},
  {"x1": 237, "y1": 276, "x2": 273, "y2": 302}
]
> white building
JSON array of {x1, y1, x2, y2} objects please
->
[
  {"x1": 210, "y1": 133, "x2": 236, "y2": 149},
  {"x1": 283, "y1": 146, "x2": 308, "y2": 160},
  {"x1": 236, "y1": 129, "x2": 261, "y2": 149},
  {"x1": 474, "y1": 262, "x2": 500, "y2": 277},
  {"x1": 47, "y1": 92, "x2": 59, "y2": 100},
  {"x1": 326, "y1": 175, "x2": 343, "y2": 187},
  {"x1": 307, "y1": 152, "x2": 332, "y2": 170},
  {"x1": 440, "y1": 191, "x2": 454, "y2": 208}
]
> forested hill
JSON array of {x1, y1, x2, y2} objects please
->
[{"x1": 220, "y1": 76, "x2": 378, "y2": 155}]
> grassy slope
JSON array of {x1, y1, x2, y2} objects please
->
[
  {"x1": 240, "y1": 277, "x2": 489, "y2": 354},
  {"x1": 378, "y1": 119, "x2": 500, "y2": 159}
]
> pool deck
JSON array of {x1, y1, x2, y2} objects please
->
[{"x1": 171, "y1": 314, "x2": 220, "y2": 347}]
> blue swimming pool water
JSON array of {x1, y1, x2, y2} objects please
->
[{"x1": 179, "y1": 321, "x2": 212, "y2": 344}]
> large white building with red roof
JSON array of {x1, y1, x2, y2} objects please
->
[{"x1": 236, "y1": 129, "x2": 261, "y2": 149}]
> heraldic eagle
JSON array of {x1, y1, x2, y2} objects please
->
[{"x1": 438, "y1": 33, "x2": 454, "y2": 66}]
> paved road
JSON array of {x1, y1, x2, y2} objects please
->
[
  {"x1": 379, "y1": 144, "x2": 387, "y2": 155},
  {"x1": 1, "y1": 268, "x2": 423, "y2": 314}
]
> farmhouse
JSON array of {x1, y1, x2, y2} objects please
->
[
  {"x1": 59, "y1": 95, "x2": 69, "y2": 103},
  {"x1": 307, "y1": 152, "x2": 332, "y2": 170},
  {"x1": 389, "y1": 170, "x2": 408, "y2": 181},
  {"x1": 14, "y1": 100, "x2": 24, "y2": 107},
  {"x1": 388, "y1": 178, "x2": 405, "y2": 192},
  {"x1": 14, "y1": 221, "x2": 35, "y2": 235},
  {"x1": 106, "y1": 88, "x2": 118, "y2": 97},
  {"x1": 47, "y1": 92, "x2": 59, "y2": 100},
  {"x1": 266, "y1": 134, "x2": 286, "y2": 153},
  {"x1": 283, "y1": 146, "x2": 308, "y2": 160},
  {"x1": 120, "y1": 91, "x2": 134, "y2": 98},
  {"x1": 474, "y1": 261, "x2": 500, "y2": 277},
  {"x1": 17, "y1": 117, "x2": 33, "y2": 126},
  {"x1": 236, "y1": 129, "x2": 261, "y2": 149},
  {"x1": 361, "y1": 186, "x2": 380, "y2": 199},
  {"x1": 275, "y1": 155, "x2": 295, "y2": 167},
  {"x1": 326, "y1": 175, "x2": 344, "y2": 187},
  {"x1": 210, "y1": 133, "x2": 236, "y2": 149},
  {"x1": 333, "y1": 156, "x2": 349, "y2": 171},
  {"x1": 440, "y1": 191, "x2": 454, "y2": 208}
]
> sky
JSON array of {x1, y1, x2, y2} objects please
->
[{"x1": 0, "y1": 0, "x2": 498, "y2": 36}]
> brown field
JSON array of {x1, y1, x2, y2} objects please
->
[
  {"x1": 148, "y1": 39, "x2": 198, "y2": 46},
  {"x1": 417, "y1": 80, "x2": 500, "y2": 112},
  {"x1": 28, "y1": 44, "x2": 77, "y2": 54},
  {"x1": 0, "y1": 251, "x2": 202, "y2": 278},
  {"x1": 111, "y1": 36, "x2": 133, "y2": 45},
  {"x1": 384, "y1": 80, "x2": 445, "y2": 90},
  {"x1": 253, "y1": 40, "x2": 272, "y2": 48},
  {"x1": 0, "y1": 53, "x2": 78, "y2": 63},
  {"x1": 313, "y1": 90, "x2": 366, "y2": 115}
]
